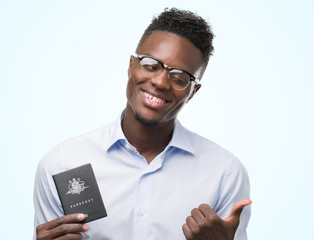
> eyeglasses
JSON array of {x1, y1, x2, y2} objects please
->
[{"x1": 133, "y1": 54, "x2": 200, "y2": 90}]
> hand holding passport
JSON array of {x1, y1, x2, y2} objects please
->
[
  {"x1": 36, "y1": 164, "x2": 107, "y2": 239},
  {"x1": 52, "y1": 163, "x2": 107, "y2": 223}
]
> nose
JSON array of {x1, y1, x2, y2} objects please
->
[{"x1": 150, "y1": 69, "x2": 171, "y2": 91}]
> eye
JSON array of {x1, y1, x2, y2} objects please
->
[
  {"x1": 140, "y1": 57, "x2": 160, "y2": 72},
  {"x1": 171, "y1": 75, "x2": 189, "y2": 86},
  {"x1": 142, "y1": 64, "x2": 159, "y2": 72},
  {"x1": 169, "y1": 70, "x2": 190, "y2": 86}
]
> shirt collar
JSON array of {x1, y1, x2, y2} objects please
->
[
  {"x1": 105, "y1": 111, "x2": 127, "y2": 151},
  {"x1": 166, "y1": 120, "x2": 195, "y2": 155},
  {"x1": 105, "y1": 111, "x2": 195, "y2": 155}
]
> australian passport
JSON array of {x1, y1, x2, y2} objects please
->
[{"x1": 52, "y1": 163, "x2": 107, "y2": 223}]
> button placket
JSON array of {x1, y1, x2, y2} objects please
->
[{"x1": 133, "y1": 173, "x2": 152, "y2": 239}]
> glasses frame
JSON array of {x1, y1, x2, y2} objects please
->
[{"x1": 133, "y1": 54, "x2": 200, "y2": 90}]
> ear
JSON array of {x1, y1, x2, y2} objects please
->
[
  {"x1": 186, "y1": 83, "x2": 201, "y2": 103},
  {"x1": 128, "y1": 55, "x2": 135, "y2": 77}
]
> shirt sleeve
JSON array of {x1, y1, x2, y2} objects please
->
[
  {"x1": 214, "y1": 156, "x2": 251, "y2": 240},
  {"x1": 33, "y1": 148, "x2": 64, "y2": 239}
]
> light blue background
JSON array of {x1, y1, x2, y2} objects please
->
[{"x1": 1, "y1": 0, "x2": 313, "y2": 239}]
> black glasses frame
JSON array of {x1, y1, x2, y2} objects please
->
[{"x1": 134, "y1": 54, "x2": 200, "y2": 85}]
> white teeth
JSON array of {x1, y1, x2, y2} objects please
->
[{"x1": 144, "y1": 92, "x2": 166, "y2": 104}]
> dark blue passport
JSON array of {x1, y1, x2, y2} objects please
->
[{"x1": 52, "y1": 163, "x2": 107, "y2": 223}]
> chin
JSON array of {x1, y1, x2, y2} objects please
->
[{"x1": 134, "y1": 112, "x2": 159, "y2": 127}]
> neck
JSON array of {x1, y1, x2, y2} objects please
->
[{"x1": 121, "y1": 107, "x2": 174, "y2": 164}]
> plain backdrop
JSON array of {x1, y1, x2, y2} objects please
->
[{"x1": 1, "y1": 0, "x2": 313, "y2": 239}]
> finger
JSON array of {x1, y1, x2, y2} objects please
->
[
  {"x1": 54, "y1": 233, "x2": 84, "y2": 240},
  {"x1": 39, "y1": 214, "x2": 86, "y2": 231},
  {"x1": 198, "y1": 204, "x2": 218, "y2": 220},
  {"x1": 48, "y1": 223, "x2": 88, "y2": 238},
  {"x1": 224, "y1": 199, "x2": 252, "y2": 225},
  {"x1": 191, "y1": 208, "x2": 205, "y2": 222},
  {"x1": 186, "y1": 215, "x2": 200, "y2": 233},
  {"x1": 182, "y1": 223, "x2": 196, "y2": 240}
]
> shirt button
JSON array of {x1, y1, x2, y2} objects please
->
[
  {"x1": 139, "y1": 209, "x2": 145, "y2": 216},
  {"x1": 125, "y1": 144, "x2": 131, "y2": 150}
]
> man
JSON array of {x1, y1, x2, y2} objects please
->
[{"x1": 34, "y1": 8, "x2": 251, "y2": 240}]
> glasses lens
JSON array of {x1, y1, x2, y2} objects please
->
[
  {"x1": 137, "y1": 56, "x2": 192, "y2": 90},
  {"x1": 168, "y1": 69, "x2": 191, "y2": 90},
  {"x1": 139, "y1": 57, "x2": 162, "y2": 78}
]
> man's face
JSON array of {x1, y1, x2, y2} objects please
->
[{"x1": 126, "y1": 30, "x2": 203, "y2": 127}]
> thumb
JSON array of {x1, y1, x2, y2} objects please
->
[{"x1": 224, "y1": 199, "x2": 252, "y2": 226}]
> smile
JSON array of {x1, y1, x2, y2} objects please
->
[{"x1": 143, "y1": 91, "x2": 167, "y2": 104}]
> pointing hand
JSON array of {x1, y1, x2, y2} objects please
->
[{"x1": 183, "y1": 199, "x2": 252, "y2": 240}]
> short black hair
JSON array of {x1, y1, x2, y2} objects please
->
[{"x1": 137, "y1": 8, "x2": 214, "y2": 73}]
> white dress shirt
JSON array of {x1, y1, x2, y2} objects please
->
[{"x1": 33, "y1": 113, "x2": 251, "y2": 239}]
